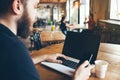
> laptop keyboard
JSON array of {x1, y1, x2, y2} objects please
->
[{"x1": 57, "y1": 57, "x2": 78, "y2": 69}]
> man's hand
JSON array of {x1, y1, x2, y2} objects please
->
[
  {"x1": 46, "y1": 53, "x2": 68, "y2": 63},
  {"x1": 73, "y1": 61, "x2": 92, "y2": 80}
]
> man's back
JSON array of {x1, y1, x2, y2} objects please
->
[{"x1": 0, "y1": 24, "x2": 40, "y2": 80}]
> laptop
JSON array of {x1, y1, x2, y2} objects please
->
[{"x1": 41, "y1": 30, "x2": 101, "y2": 77}]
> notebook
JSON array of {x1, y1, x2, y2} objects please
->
[{"x1": 41, "y1": 30, "x2": 101, "y2": 77}]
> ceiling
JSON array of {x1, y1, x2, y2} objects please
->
[{"x1": 40, "y1": 0, "x2": 66, "y2": 3}]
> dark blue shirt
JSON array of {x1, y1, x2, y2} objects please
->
[
  {"x1": 60, "y1": 22, "x2": 67, "y2": 35},
  {"x1": 60, "y1": 22, "x2": 67, "y2": 31},
  {"x1": 0, "y1": 24, "x2": 40, "y2": 80}
]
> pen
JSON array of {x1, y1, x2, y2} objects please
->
[
  {"x1": 85, "y1": 54, "x2": 93, "y2": 68},
  {"x1": 89, "y1": 54, "x2": 93, "y2": 63}
]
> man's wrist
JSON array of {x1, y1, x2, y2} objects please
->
[{"x1": 41, "y1": 54, "x2": 48, "y2": 61}]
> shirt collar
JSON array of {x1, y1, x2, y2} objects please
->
[{"x1": 0, "y1": 24, "x2": 16, "y2": 37}]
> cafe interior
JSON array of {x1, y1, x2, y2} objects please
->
[{"x1": 20, "y1": 0, "x2": 120, "y2": 80}]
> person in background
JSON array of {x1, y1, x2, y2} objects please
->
[
  {"x1": 60, "y1": 16, "x2": 74, "y2": 35},
  {"x1": 0, "y1": 0, "x2": 92, "y2": 80},
  {"x1": 84, "y1": 13, "x2": 96, "y2": 30}
]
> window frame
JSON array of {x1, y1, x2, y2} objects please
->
[{"x1": 110, "y1": 0, "x2": 120, "y2": 20}]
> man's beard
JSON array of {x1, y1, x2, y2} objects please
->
[{"x1": 17, "y1": 11, "x2": 31, "y2": 39}]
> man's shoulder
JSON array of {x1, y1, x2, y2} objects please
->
[
  {"x1": 0, "y1": 31, "x2": 19, "y2": 46},
  {"x1": 0, "y1": 31, "x2": 26, "y2": 54}
]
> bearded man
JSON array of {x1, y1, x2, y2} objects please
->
[{"x1": 0, "y1": 0, "x2": 92, "y2": 80}]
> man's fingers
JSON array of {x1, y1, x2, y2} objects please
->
[
  {"x1": 80, "y1": 60, "x2": 89, "y2": 68},
  {"x1": 53, "y1": 60, "x2": 62, "y2": 63},
  {"x1": 56, "y1": 60, "x2": 63, "y2": 63},
  {"x1": 56, "y1": 53, "x2": 68, "y2": 60},
  {"x1": 87, "y1": 64, "x2": 94, "y2": 70}
]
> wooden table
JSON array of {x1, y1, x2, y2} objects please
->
[
  {"x1": 31, "y1": 43, "x2": 120, "y2": 80},
  {"x1": 40, "y1": 31, "x2": 65, "y2": 44},
  {"x1": 32, "y1": 28, "x2": 44, "y2": 32}
]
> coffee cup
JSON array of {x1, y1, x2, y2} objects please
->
[{"x1": 95, "y1": 60, "x2": 108, "y2": 78}]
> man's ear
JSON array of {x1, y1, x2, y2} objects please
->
[{"x1": 12, "y1": 0, "x2": 23, "y2": 15}]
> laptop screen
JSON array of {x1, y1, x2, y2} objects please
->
[{"x1": 62, "y1": 30, "x2": 101, "y2": 64}]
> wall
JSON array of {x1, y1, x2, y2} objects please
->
[
  {"x1": 90, "y1": 0, "x2": 110, "y2": 22},
  {"x1": 90, "y1": 0, "x2": 120, "y2": 44},
  {"x1": 37, "y1": 3, "x2": 66, "y2": 21}
]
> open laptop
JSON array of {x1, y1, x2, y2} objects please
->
[{"x1": 41, "y1": 30, "x2": 101, "y2": 77}]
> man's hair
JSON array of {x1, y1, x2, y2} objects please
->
[
  {"x1": 0, "y1": 0, "x2": 26, "y2": 16},
  {"x1": 90, "y1": 13, "x2": 94, "y2": 19}
]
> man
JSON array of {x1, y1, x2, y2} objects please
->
[
  {"x1": 84, "y1": 13, "x2": 95, "y2": 30},
  {"x1": 60, "y1": 16, "x2": 74, "y2": 35},
  {"x1": 0, "y1": 0, "x2": 92, "y2": 80}
]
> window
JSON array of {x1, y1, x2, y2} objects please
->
[
  {"x1": 110, "y1": 0, "x2": 120, "y2": 20},
  {"x1": 80, "y1": 0, "x2": 90, "y2": 26},
  {"x1": 66, "y1": 0, "x2": 90, "y2": 25},
  {"x1": 53, "y1": 5, "x2": 59, "y2": 21}
]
